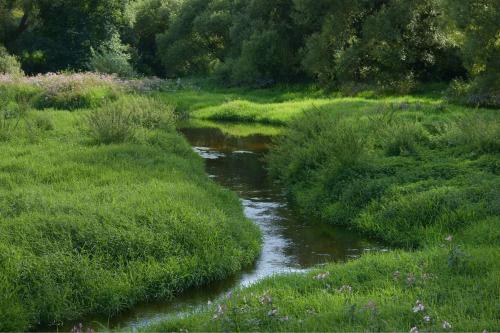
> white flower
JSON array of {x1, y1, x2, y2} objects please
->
[
  {"x1": 412, "y1": 300, "x2": 425, "y2": 313},
  {"x1": 424, "y1": 315, "x2": 431, "y2": 322},
  {"x1": 410, "y1": 326, "x2": 419, "y2": 333},
  {"x1": 338, "y1": 285, "x2": 353, "y2": 293},
  {"x1": 442, "y1": 321, "x2": 452, "y2": 329},
  {"x1": 268, "y1": 308, "x2": 278, "y2": 317},
  {"x1": 314, "y1": 272, "x2": 330, "y2": 280},
  {"x1": 445, "y1": 235, "x2": 453, "y2": 242}
]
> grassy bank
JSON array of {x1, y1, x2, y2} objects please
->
[
  {"x1": 149, "y1": 87, "x2": 500, "y2": 331},
  {"x1": 0, "y1": 77, "x2": 261, "y2": 331}
]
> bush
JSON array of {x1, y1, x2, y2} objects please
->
[
  {"x1": 86, "y1": 103, "x2": 135, "y2": 144},
  {"x1": 89, "y1": 34, "x2": 137, "y2": 78},
  {"x1": 446, "y1": 79, "x2": 500, "y2": 108},
  {"x1": 86, "y1": 96, "x2": 176, "y2": 144},
  {"x1": 0, "y1": 46, "x2": 23, "y2": 77}
]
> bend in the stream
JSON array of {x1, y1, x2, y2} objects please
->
[{"x1": 58, "y1": 122, "x2": 384, "y2": 331}]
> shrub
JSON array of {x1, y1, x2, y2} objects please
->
[
  {"x1": 124, "y1": 96, "x2": 176, "y2": 130},
  {"x1": 446, "y1": 79, "x2": 500, "y2": 108},
  {"x1": 89, "y1": 34, "x2": 137, "y2": 78},
  {"x1": 33, "y1": 76, "x2": 121, "y2": 111},
  {"x1": 86, "y1": 103, "x2": 135, "y2": 144},
  {"x1": 0, "y1": 47, "x2": 23, "y2": 77},
  {"x1": 86, "y1": 96, "x2": 176, "y2": 144}
]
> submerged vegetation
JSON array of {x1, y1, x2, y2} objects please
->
[{"x1": 0, "y1": 77, "x2": 260, "y2": 331}]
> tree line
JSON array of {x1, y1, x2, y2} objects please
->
[{"x1": 0, "y1": 0, "x2": 498, "y2": 102}]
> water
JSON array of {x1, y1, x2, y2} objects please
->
[{"x1": 59, "y1": 123, "x2": 381, "y2": 331}]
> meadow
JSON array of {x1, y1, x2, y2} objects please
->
[
  {"x1": 1, "y1": 0, "x2": 498, "y2": 331},
  {"x1": 1, "y1": 74, "x2": 498, "y2": 331},
  {"x1": 0, "y1": 74, "x2": 261, "y2": 331},
  {"x1": 149, "y1": 84, "x2": 500, "y2": 332}
]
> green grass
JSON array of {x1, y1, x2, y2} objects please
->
[
  {"x1": 0, "y1": 91, "x2": 261, "y2": 331},
  {"x1": 148, "y1": 86, "x2": 500, "y2": 332},
  {"x1": 179, "y1": 119, "x2": 283, "y2": 137},
  {"x1": 150, "y1": 243, "x2": 500, "y2": 332},
  {"x1": 2, "y1": 79, "x2": 499, "y2": 331},
  {"x1": 158, "y1": 85, "x2": 476, "y2": 127}
]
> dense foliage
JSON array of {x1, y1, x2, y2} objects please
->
[{"x1": 0, "y1": 0, "x2": 498, "y2": 101}]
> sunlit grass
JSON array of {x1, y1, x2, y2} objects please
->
[
  {"x1": 148, "y1": 85, "x2": 500, "y2": 332},
  {"x1": 0, "y1": 95, "x2": 261, "y2": 331},
  {"x1": 179, "y1": 119, "x2": 283, "y2": 137}
]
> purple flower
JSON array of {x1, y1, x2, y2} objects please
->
[{"x1": 412, "y1": 300, "x2": 425, "y2": 313}]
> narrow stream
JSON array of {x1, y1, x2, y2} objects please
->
[{"x1": 63, "y1": 122, "x2": 382, "y2": 331}]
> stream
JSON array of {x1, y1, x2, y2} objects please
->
[{"x1": 63, "y1": 122, "x2": 382, "y2": 331}]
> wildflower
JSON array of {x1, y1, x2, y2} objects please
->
[
  {"x1": 306, "y1": 309, "x2": 317, "y2": 315},
  {"x1": 482, "y1": 330, "x2": 489, "y2": 333},
  {"x1": 410, "y1": 327, "x2": 419, "y2": 333},
  {"x1": 314, "y1": 272, "x2": 330, "y2": 280},
  {"x1": 364, "y1": 300, "x2": 377, "y2": 312},
  {"x1": 212, "y1": 304, "x2": 226, "y2": 320},
  {"x1": 407, "y1": 273, "x2": 416, "y2": 286},
  {"x1": 445, "y1": 235, "x2": 453, "y2": 242},
  {"x1": 226, "y1": 291, "x2": 233, "y2": 299},
  {"x1": 268, "y1": 308, "x2": 278, "y2": 317},
  {"x1": 337, "y1": 285, "x2": 353, "y2": 293},
  {"x1": 424, "y1": 315, "x2": 431, "y2": 323},
  {"x1": 207, "y1": 300, "x2": 212, "y2": 305},
  {"x1": 442, "y1": 321, "x2": 452, "y2": 329},
  {"x1": 279, "y1": 316, "x2": 289, "y2": 322},
  {"x1": 393, "y1": 271, "x2": 401, "y2": 281},
  {"x1": 259, "y1": 293, "x2": 273, "y2": 305},
  {"x1": 412, "y1": 300, "x2": 425, "y2": 313}
]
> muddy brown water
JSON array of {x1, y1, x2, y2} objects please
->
[{"x1": 55, "y1": 123, "x2": 383, "y2": 331}]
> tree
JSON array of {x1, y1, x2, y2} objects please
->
[
  {"x1": 131, "y1": 0, "x2": 181, "y2": 76},
  {"x1": 446, "y1": 0, "x2": 500, "y2": 99}
]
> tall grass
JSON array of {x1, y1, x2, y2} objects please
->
[
  {"x1": 269, "y1": 108, "x2": 499, "y2": 248},
  {"x1": 148, "y1": 88, "x2": 499, "y2": 332},
  {"x1": 0, "y1": 93, "x2": 261, "y2": 331}
]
